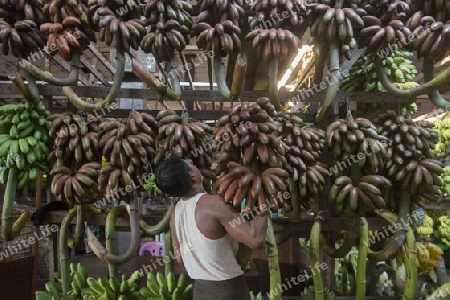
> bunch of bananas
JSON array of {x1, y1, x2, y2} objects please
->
[
  {"x1": 406, "y1": 14, "x2": 450, "y2": 60},
  {"x1": 435, "y1": 215, "x2": 450, "y2": 247},
  {"x1": 36, "y1": 263, "x2": 88, "y2": 300},
  {"x1": 330, "y1": 175, "x2": 392, "y2": 216},
  {"x1": 141, "y1": 0, "x2": 192, "y2": 63},
  {"x1": 39, "y1": 17, "x2": 91, "y2": 60},
  {"x1": 50, "y1": 163, "x2": 102, "y2": 205},
  {"x1": 340, "y1": 49, "x2": 418, "y2": 92},
  {"x1": 89, "y1": 0, "x2": 146, "y2": 53},
  {"x1": 48, "y1": 112, "x2": 100, "y2": 168},
  {"x1": 326, "y1": 117, "x2": 389, "y2": 176},
  {"x1": 439, "y1": 166, "x2": 450, "y2": 196},
  {"x1": 415, "y1": 213, "x2": 434, "y2": 239},
  {"x1": 301, "y1": 285, "x2": 335, "y2": 300},
  {"x1": 249, "y1": 291, "x2": 264, "y2": 300},
  {"x1": 395, "y1": 241, "x2": 443, "y2": 271},
  {"x1": 308, "y1": 2, "x2": 364, "y2": 60},
  {"x1": 192, "y1": 0, "x2": 244, "y2": 56},
  {"x1": 375, "y1": 110, "x2": 444, "y2": 208},
  {"x1": 154, "y1": 109, "x2": 216, "y2": 192},
  {"x1": 215, "y1": 162, "x2": 290, "y2": 213},
  {"x1": 0, "y1": 103, "x2": 51, "y2": 188},
  {"x1": 0, "y1": 19, "x2": 46, "y2": 57},
  {"x1": 432, "y1": 115, "x2": 450, "y2": 155},
  {"x1": 214, "y1": 98, "x2": 282, "y2": 173},
  {"x1": 245, "y1": 0, "x2": 303, "y2": 61},
  {"x1": 406, "y1": 0, "x2": 450, "y2": 22},
  {"x1": 141, "y1": 272, "x2": 193, "y2": 300},
  {"x1": 98, "y1": 112, "x2": 157, "y2": 203},
  {"x1": 83, "y1": 271, "x2": 143, "y2": 300},
  {"x1": 276, "y1": 113, "x2": 327, "y2": 209},
  {"x1": 0, "y1": 0, "x2": 47, "y2": 25}
]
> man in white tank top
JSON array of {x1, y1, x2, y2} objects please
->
[{"x1": 155, "y1": 152, "x2": 268, "y2": 300}]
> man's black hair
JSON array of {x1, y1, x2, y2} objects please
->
[{"x1": 155, "y1": 152, "x2": 191, "y2": 197}]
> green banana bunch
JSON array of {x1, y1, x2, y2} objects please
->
[
  {"x1": 433, "y1": 117, "x2": 450, "y2": 156},
  {"x1": 140, "y1": 272, "x2": 193, "y2": 300},
  {"x1": 415, "y1": 211, "x2": 434, "y2": 239},
  {"x1": 249, "y1": 291, "x2": 263, "y2": 300},
  {"x1": 435, "y1": 215, "x2": 450, "y2": 247},
  {"x1": 438, "y1": 166, "x2": 450, "y2": 196},
  {"x1": 0, "y1": 103, "x2": 51, "y2": 188},
  {"x1": 36, "y1": 263, "x2": 89, "y2": 300},
  {"x1": 300, "y1": 285, "x2": 335, "y2": 300},
  {"x1": 83, "y1": 271, "x2": 143, "y2": 300}
]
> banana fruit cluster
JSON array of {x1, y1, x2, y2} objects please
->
[
  {"x1": 249, "y1": 291, "x2": 263, "y2": 300},
  {"x1": 142, "y1": 0, "x2": 192, "y2": 62},
  {"x1": 0, "y1": 19, "x2": 46, "y2": 58},
  {"x1": 406, "y1": 14, "x2": 450, "y2": 60},
  {"x1": 395, "y1": 241, "x2": 443, "y2": 271},
  {"x1": 415, "y1": 212, "x2": 434, "y2": 239},
  {"x1": 308, "y1": 2, "x2": 364, "y2": 60},
  {"x1": 36, "y1": 263, "x2": 88, "y2": 300},
  {"x1": 0, "y1": 103, "x2": 51, "y2": 188},
  {"x1": 327, "y1": 117, "x2": 389, "y2": 176},
  {"x1": 439, "y1": 166, "x2": 450, "y2": 196},
  {"x1": 435, "y1": 215, "x2": 450, "y2": 247},
  {"x1": 340, "y1": 49, "x2": 418, "y2": 92},
  {"x1": 406, "y1": 0, "x2": 450, "y2": 23},
  {"x1": 276, "y1": 113, "x2": 327, "y2": 209},
  {"x1": 83, "y1": 271, "x2": 143, "y2": 300},
  {"x1": 89, "y1": 1, "x2": 146, "y2": 53},
  {"x1": 50, "y1": 163, "x2": 102, "y2": 205},
  {"x1": 375, "y1": 110, "x2": 444, "y2": 208},
  {"x1": 330, "y1": 175, "x2": 392, "y2": 216},
  {"x1": 192, "y1": 0, "x2": 244, "y2": 56},
  {"x1": 141, "y1": 272, "x2": 193, "y2": 300},
  {"x1": 39, "y1": 17, "x2": 91, "y2": 60},
  {"x1": 301, "y1": 285, "x2": 335, "y2": 300},
  {"x1": 215, "y1": 162, "x2": 290, "y2": 214},
  {"x1": 48, "y1": 112, "x2": 100, "y2": 168},
  {"x1": 433, "y1": 116, "x2": 450, "y2": 156},
  {"x1": 99, "y1": 112, "x2": 157, "y2": 203}
]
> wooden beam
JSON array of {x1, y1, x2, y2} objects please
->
[
  {"x1": 46, "y1": 54, "x2": 91, "y2": 86},
  {"x1": 88, "y1": 44, "x2": 115, "y2": 74},
  {"x1": 80, "y1": 55, "x2": 111, "y2": 86},
  {"x1": 0, "y1": 83, "x2": 414, "y2": 104}
]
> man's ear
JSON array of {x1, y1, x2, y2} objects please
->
[{"x1": 187, "y1": 169, "x2": 197, "y2": 183}]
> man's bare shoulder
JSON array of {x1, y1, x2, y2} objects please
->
[{"x1": 198, "y1": 194, "x2": 233, "y2": 213}]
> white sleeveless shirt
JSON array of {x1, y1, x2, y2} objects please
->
[{"x1": 174, "y1": 193, "x2": 244, "y2": 281}]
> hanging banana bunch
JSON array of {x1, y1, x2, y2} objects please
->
[
  {"x1": 0, "y1": 0, "x2": 47, "y2": 58},
  {"x1": 326, "y1": 117, "x2": 392, "y2": 217},
  {"x1": 276, "y1": 113, "x2": 327, "y2": 210},
  {"x1": 141, "y1": 0, "x2": 192, "y2": 63},
  {"x1": 154, "y1": 109, "x2": 216, "y2": 192},
  {"x1": 406, "y1": 0, "x2": 450, "y2": 23},
  {"x1": 88, "y1": 0, "x2": 146, "y2": 53},
  {"x1": 433, "y1": 117, "x2": 450, "y2": 156},
  {"x1": 98, "y1": 112, "x2": 157, "y2": 203},
  {"x1": 375, "y1": 110, "x2": 444, "y2": 210}
]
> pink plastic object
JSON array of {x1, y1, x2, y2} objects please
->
[{"x1": 139, "y1": 242, "x2": 165, "y2": 256}]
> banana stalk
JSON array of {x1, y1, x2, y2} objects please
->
[
  {"x1": 20, "y1": 51, "x2": 80, "y2": 86},
  {"x1": 87, "y1": 197, "x2": 140, "y2": 264},
  {"x1": 355, "y1": 217, "x2": 368, "y2": 300},
  {"x1": 164, "y1": 229, "x2": 173, "y2": 275},
  {"x1": 230, "y1": 53, "x2": 247, "y2": 100},
  {"x1": 72, "y1": 204, "x2": 86, "y2": 248},
  {"x1": 401, "y1": 227, "x2": 417, "y2": 300},
  {"x1": 310, "y1": 212, "x2": 325, "y2": 300},
  {"x1": 236, "y1": 242, "x2": 252, "y2": 270},
  {"x1": 368, "y1": 190, "x2": 410, "y2": 261},
  {"x1": 10, "y1": 71, "x2": 40, "y2": 105},
  {"x1": 265, "y1": 214, "x2": 281, "y2": 300},
  {"x1": 106, "y1": 205, "x2": 127, "y2": 279},
  {"x1": 132, "y1": 57, "x2": 180, "y2": 101},
  {"x1": 60, "y1": 207, "x2": 77, "y2": 295},
  {"x1": 374, "y1": 56, "x2": 450, "y2": 105},
  {"x1": 269, "y1": 57, "x2": 280, "y2": 110},
  {"x1": 214, "y1": 55, "x2": 231, "y2": 99},
  {"x1": 63, "y1": 52, "x2": 125, "y2": 111},
  {"x1": 22, "y1": 70, "x2": 41, "y2": 106},
  {"x1": 316, "y1": 40, "x2": 340, "y2": 122},
  {"x1": 1, "y1": 167, "x2": 29, "y2": 241},
  {"x1": 319, "y1": 217, "x2": 359, "y2": 258},
  {"x1": 423, "y1": 56, "x2": 450, "y2": 107},
  {"x1": 139, "y1": 201, "x2": 174, "y2": 236},
  {"x1": 341, "y1": 263, "x2": 348, "y2": 295}
]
